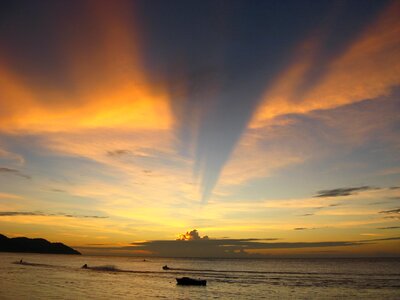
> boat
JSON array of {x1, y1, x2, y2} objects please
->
[
  {"x1": 176, "y1": 277, "x2": 207, "y2": 286},
  {"x1": 162, "y1": 265, "x2": 170, "y2": 270}
]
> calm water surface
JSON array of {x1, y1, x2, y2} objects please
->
[{"x1": 1, "y1": 253, "x2": 399, "y2": 299}]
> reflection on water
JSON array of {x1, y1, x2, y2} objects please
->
[{"x1": 1, "y1": 253, "x2": 399, "y2": 299}]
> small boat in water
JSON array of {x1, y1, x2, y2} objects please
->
[
  {"x1": 176, "y1": 277, "x2": 207, "y2": 286},
  {"x1": 162, "y1": 265, "x2": 170, "y2": 270}
]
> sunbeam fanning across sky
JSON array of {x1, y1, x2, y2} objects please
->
[{"x1": 0, "y1": 0, "x2": 399, "y2": 259}]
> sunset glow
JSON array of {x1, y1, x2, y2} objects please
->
[{"x1": 0, "y1": 0, "x2": 399, "y2": 258}]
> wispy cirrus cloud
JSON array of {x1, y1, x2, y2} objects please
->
[
  {"x1": 0, "y1": 148, "x2": 24, "y2": 165},
  {"x1": 0, "y1": 211, "x2": 108, "y2": 219},
  {"x1": 107, "y1": 149, "x2": 132, "y2": 157},
  {"x1": 293, "y1": 227, "x2": 316, "y2": 231},
  {"x1": 0, "y1": 193, "x2": 22, "y2": 200},
  {"x1": 314, "y1": 186, "x2": 374, "y2": 198},
  {"x1": 377, "y1": 226, "x2": 400, "y2": 230},
  {"x1": 0, "y1": 167, "x2": 30, "y2": 179},
  {"x1": 380, "y1": 208, "x2": 400, "y2": 215}
]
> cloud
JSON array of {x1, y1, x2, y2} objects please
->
[
  {"x1": 50, "y1": 188, "x2": 65, "y2": 193},
  {"x1": 1, "y1": 1, "x2": 398, "y2": 205},
  {"x1": 369, "y1": 201, "x2": 390, "y2": 205},
  {"x1": 117, "y1": 230, "x2": 398, "y2": 257},
  {"x1": 359, "y1": 236, "x2": 400, "y2": 243},
  {"x1": 0, "y1": 211, "x2": 44, "y2": 217},
  {"x1": 384, "y1": 216, "x2": 400, "y2": 220},
  {"x1": 168, "y1": 2, "x2": 394, "y2": 201},
  {"x1": 35, "y1": 128, "x2": 201, "y2": 208},
  {"x1": 107, "y1": 149, "x2": 131, "y2": 157},
  {"x1": 0, "y1": 211, "x2": 108, "y2": 219},
  {"x1": 0, "y1": 148, "x2": 24, "y2": 165},
  {"x1": 300, "y1": 213, "x2": 314, "y2": 217},
  {"x1": 176, "y1": 229, "x2": 209, "y2": 241},
  {"x1": 379, "y1": 208, "x2": 400, "y2": 214},
  {"x1": 0, "y1": 193, "x2": 22, "y2": 200},
  {"x1": 114, "y1": 234, "x2": 400, "y2": 258},
  {"x1": 0, "y1": 167, "x2": 30, "y2": 179},
  {"x1": 293, "y1": 227, "x2": 316, "y2": 231},
  {"x1": 314, "y1": 186, "x2": 373, "y2": 198},
  {"x1": 377, "y1": 226, "x2": 400, "y2": 230},
  {"x1": 252, "y1": 1, "x2": 400, "y2": 128},
  {"x1": 0, "y1": 1, "x2": 173, "y2": 135},
  {"x1": 126, "y1": 238, "x2": 360, "y2": 258},
  {"x1": 221, "y1": 1, "x2": 400, "y2": 198},
  {"x1": 215, "y1": 125, "x2": 306, "y2": 189},
  {"x1": 216, "y1": 92, "x2": 400, "y2": 199}
]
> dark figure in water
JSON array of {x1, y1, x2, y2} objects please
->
[
  {"x1": 162, "y1": 265, "x2": 170, "y2": 270},
  {"x1": 19, "y1": 259, "x2": 23, "y2": 264},
  {"x1": 82, "y1": 264, "x2": 88, "y2": 269}
]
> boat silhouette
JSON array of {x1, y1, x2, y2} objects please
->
[{"x1": 176, "y1": 277, "x2": 207, "y2": 286}]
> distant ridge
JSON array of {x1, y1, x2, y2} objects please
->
[{"x1": 0, "y1": 234, "x2": 81, "y2": 255}]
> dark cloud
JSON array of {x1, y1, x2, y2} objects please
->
[
  {"x1": 107, "y1": 149, "x2": 131, "y2": 157},
  {"x1": 0, "y1": 211, "x2": 45, "y2": 217},
  {"x1": 379, "y1": 208, "x2": 400, "y2": 220},
  {"x1": 384, "y1": 216, "x2": 400, "y2": 220},
  {"x1": 124, "y1": 239, "x2": 361, "y2": 258},
  {"x1": 0, "y1": 167, "x2": 31, "y2": 179},
  {"x1": 300, "y1": 213, "x2": 314, "y2": 216},
  {"x1": 0, "y1": 167, "x2": 17, "y2": 173},
  {"x1": 0, "y1": 211, "x2": 108, "y2": 219},
  {"x1": 124, "y1": 238, "x2": 356, "y2": 258},
  {"x1": 115, "y1": 230, "x2": 365, "y2": 257},
  {"x1": 369, "y1": 201, "x2": 390, "y2": 205},
  {"x1": 377, "y1": 226, "x2": 400, "y2": 230},
  {"x1": 82, "y1": 215, "x2": 108, "y2": 219},
  {"x1": 314, "y1": 186, "x2": 373, "y2": 198},
  {"x1": 379, "y1": 208, "x2": 400, "y2": 214},
  {"x1": 359, "y1": 236, "x2": 400, "y2": 242},
  {"x1": 76, "y1": 231, "x2": 400, "y2": 257},
  {"x1": 50, "y1": 188, "x2": 65, "y2": 193},
  {"x1": 294, "y1": 227, "x2": 315, "y2": 230}
]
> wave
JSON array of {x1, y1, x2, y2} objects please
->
[
  {"x1": 86, "y1": 265, "x2": 120, "y2": 272},
  {"x1": 14, "y1": 261, "x2": 400, "y2": 278},
  {"x1": 10, "y1": 261, "x2": 400, "y2": 289},
  {"x1": 163, "y1": 266, "x2": 400, "y2": 277},
  {"x1": 12, "y1": 261, "x2": 53, "y2": 267}
]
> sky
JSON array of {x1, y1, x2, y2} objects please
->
[{"x1": 0, "y1": 0, "x2": 399, "y2": 257}]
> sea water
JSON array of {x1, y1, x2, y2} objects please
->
[{"x1": 0, "y1": 253, "x2": 399, "y2": 299}]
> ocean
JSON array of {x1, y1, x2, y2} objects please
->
[{"x1": 0, "y1": 253, "x2": 399, "y2": 299}]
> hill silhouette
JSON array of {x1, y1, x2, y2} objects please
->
[{"x1": 0, "y1": 234, "x2": 80, "y2": 255}]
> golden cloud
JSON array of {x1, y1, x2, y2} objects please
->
[
  {"x1": 252, "y1": 1, "x2": 400, "y2": 128},
  {"x1": 0, "y1": 1, "x2": 172, "y2": 134}
]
